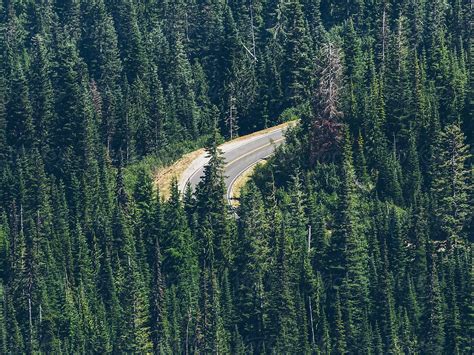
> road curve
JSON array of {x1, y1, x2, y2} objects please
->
[{"x1": 178, "y1": 124, "x2": 291, "y2": 203}]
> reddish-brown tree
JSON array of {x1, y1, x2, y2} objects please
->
[{"x1": 310, "y1": 41, "x2": 344, "y2": 163}]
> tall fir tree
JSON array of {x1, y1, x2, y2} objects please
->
[{"x1": 431, "y1": 122, "x2": 471, "y2": 243}]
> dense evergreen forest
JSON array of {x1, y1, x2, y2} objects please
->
[{"x1": 0, "y1": 0, "x2": 472, "y2": 353}]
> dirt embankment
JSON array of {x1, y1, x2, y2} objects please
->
[{"x1": 153, "y1": 148, "x2": 205, "y2": 199}]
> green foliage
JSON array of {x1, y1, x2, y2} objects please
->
[
  {"x1": 0, "y1": 0, "x2": 470, "y2": 353},
  {"x1": 431, "y1": 122, "x2": 471, "y2": 243}
]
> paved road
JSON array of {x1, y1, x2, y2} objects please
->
[{"x1": 178, "y1": 125, "x2": 289, "y2": 203}]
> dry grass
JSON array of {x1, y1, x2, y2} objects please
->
[
  {"x1": 222, "y1": 120, "x2": 297, "y2": 148},
  {"x1": 154, "y1": 148, "x2": 205, "y2": 199}
]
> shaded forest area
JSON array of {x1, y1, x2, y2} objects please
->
[{"x1": 0, "y1": 0, "x2": 472, "y2": 353}]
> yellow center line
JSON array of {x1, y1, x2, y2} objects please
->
[{"x1": 225, "y1": 138, "x2": 285, "y2": 168}]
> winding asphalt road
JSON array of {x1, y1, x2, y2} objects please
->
[{"x1": 178, "y1": 125, "x2": 291, "y2": 203}]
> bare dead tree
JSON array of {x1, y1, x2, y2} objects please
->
[
  {"x1": 249, "y1": 0, "x2": 257, "y2": 61},
  {"x1": 310, "y1": 41, "x2": 344, "y2": 164},
  {"x1": 382, "y1": 7, "x2": 388, "y2": 64},
  {"x1": 226, "y1": 93, "x2": 238, "y2": 140},
  {"x1": 89, "y1": 80, "x2": 103, "y2": 118},
  {"x1": 241, "y1": 0, "x2": 258, "y2": 62}
]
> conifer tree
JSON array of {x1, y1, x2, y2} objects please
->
[
  {"x1": 379, "y1": 246, "x2": 401, "y2": 354},
  {"x1": 118, "y1": 258, "x2": 152, "y2": 353},
  {"x1": 425, "y1": 262, "x2": 445, "y2": 354},
  {"x1": 132, "y1": 167, "x2": 153, "y2": 266},
  {"x1": 195, "y1": 219, "x2": 229, "y2": 354},
  {"x1": 149, "y1": 72, "x2": 167, "y2": 152},
  {"x1": 150, "y1": 235, "x2": 171, "y2": 353},
  {"x1": 6, "y1": 61, "x2": 34, "y2": 150},
  {"x1": 0, "y1": 79, "x2": 7, "y2": 163},
  {"x1": 409, "y1": 194, "x2": 429, "y2": 296},
  {"x1": 52, "y1": 39, "x2": 88, "y2": 172},
  {"x1": 195, "y1": 130, "x2": 230, "y2": 269},
  {"x1": 129, "y1": 78, "x2": 150, "y2": 157},
  {"x1": 192, "y1": 61, "x2": 214, "y2": 137},
  {"x1": 335, "y1": 129, "x2": 369, "y2": 351},
  {"x1": 111, "y1": 0, "x2": 146, "y2": 81},
  {"x1": 384, "y1": 16, "x2": 413, "y2": 144},
  {"x1": 283, "y1": 0, "x2": 312, "y2": 107},
  {"x1": 403, "y1": 129, "x2": 422, "y2": 204},
  {"x1": 165, "y1": 179, "x2": 199, "y2": 292},
  {"x1": 302, "y1": 0, "x2": 322, "y2": 39},
  {"x1": 431, "y1": 122, "x2": 471, "y2": 243},
  {"x1": 191, "y1": 0, "x2": 223, "y2": 86},
  {"x1": 29, "y1": 35, "x2": 54, "y2": 160},
  {"x1": 333, "y1": 289, "x2": 347, "y2": 354},
  {"x1": 268, "y1": 216, "x2": 298, "y2": 353},
  {"x1": 235, "y1": 182, "x2": 269, "y2": 350},
  {"x1": 342, "y1": 19, "x2": 364, "y2": 132},
  {"x1": 165, "y1": 179, "x2": 199, "y2": 352},
  {"x1": 80, "y1": 0, "x2": 122, "y2": 89},
  {"x1": 4, "y1": 285, "x2": 25, "y2": 353},
  {"x1": 171, "y1": 33, "x2": 199, "y2": 138}
]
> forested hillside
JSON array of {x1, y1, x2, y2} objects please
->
[{"x1": 0, "y1": 0, "x2": 472, "y2": 353}]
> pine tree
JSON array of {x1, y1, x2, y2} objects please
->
[
  {"x1": 379, "y1": 246, "x2": 401, "y2": 354},
  {"x1": 195, "y1": 220, "x2": 229, "y2": 354},
  {"x1": 6, "y1": 61, "x2": 34, "y2": 150},
  {"x1": 192, "y1": 61, "x2": 214, "y2": 137},
  {"x1": 283, "y1": 0, "x2": 312, "y2": 107},
  {"x1": 444, "y1": 257, "x2": 462, "y2": 354},
  {"x1": 129, "y1": 78, "x2": 150, "y2": 157},
  {"x1": 235, "y1": 182, "x2": 269, "y2": 351},
  {"x1": 409, "y1": 194, "x2": 429, "y2": 297},
  {"x1": 149, "y1": 72, "x2": 167, "y2": 152},
  {"x1": 0, "y1": 79, "x2": 7, "y2": 163},
  {"x1": 333, "y1": 289, "x2": 347, "y2": 354},
  {"x1": 302, "y1": 0, "x2": 322, "y2": 38},
  {"x1": 171, "y1": 33, "x2": 199, "y2": 139},
  {"x1": 268, "y1": 215, "x2": 299, "y2": 353},
  {"x1": 403, "y1": 129, "x2": 422, "y2": 205},
  {"x1": 336, "y1": 129, "x2": 369, "y2": 351},
  {"x1": 424, "y1": 262, "x2": 445, "y2": 354},
  {"x1": 195, "y1": 131, "x2": 230, "y2": 269},
  {"x1": 29, "y1": 35, "x2": 54, "y2": 160},
  {"x1": 431, "y1": 122, "x2": 471, "y2": 243},
  {"x1": 111, "y1": 0, "x2": 146, "y2": 81},
  {"x1": 191, "y1": 0, "x2": 223, "y2": 87},
  {"x1": 165, "y1": 180, "x2": 199, "y2": 353},
  {"x1": 52, "y1": 38, "x2": 88, "y2": 173},
  {"x1": 150, "y1": 236, "x2": 171, "y2": 353},
  {"x1": 118, "y1": 259, "x2": 152, "y2": 352},
  {"x1": 4, "y1": 285, "x2": 25, "y2": 353},
  {"x1": 0, "y1": 282, "x2": 7, "y2": 353},
  {"x1": 115, "y1": 203, "x2": 152, "y2": 352},
  {"x1": 384, "y1": 16, "x2": 413, "y2": 143},
  {"x1": 342, "y1": 19, "x2": 365, "y2": 132},
  {"x1": 164, "y1": 179, "x2": 198, "y2": 292},
  {"x1": 80, "y1": 0, "x2": 122, "y2": 89},
  {"x1": 387, "y1": 206, "x2": 406, "y2": 279},
  {"x1": 220, "y1": 5, "x2": 240, "y2": 91}
]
